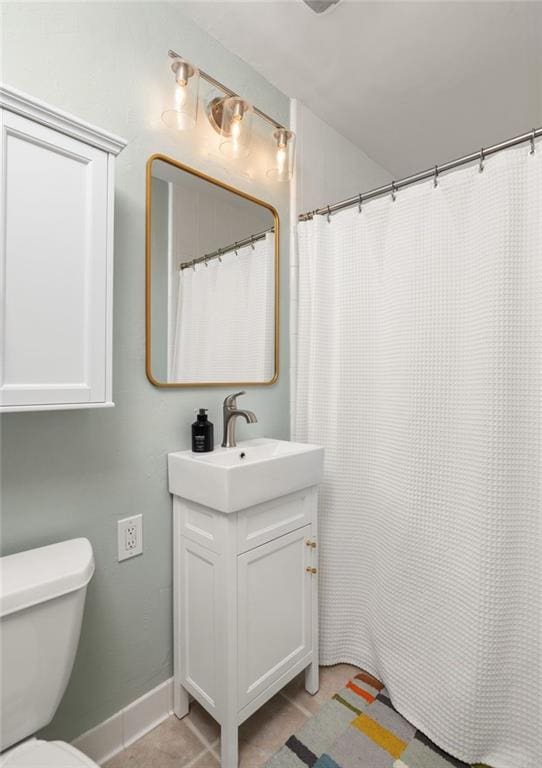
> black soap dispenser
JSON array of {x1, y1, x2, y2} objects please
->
[{"x1": 192, "y1": 409, "x2": 214, "y2": 453}]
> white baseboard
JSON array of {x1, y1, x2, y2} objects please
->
[{"x1": 72, "y1": 678, "x2": 174, "y2": 765}]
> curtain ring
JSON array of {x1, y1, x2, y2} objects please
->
[
  {"x1": 192, "y1": 263, "x2": 196, "y2": 272},
  {"x1": 250, "y1": 235, "x2": 255, "y2": 250},
  {"x1": 391, "y1": 181, "x2": 397, "y2": 202},
  {"x1": 326, "y1": 205, "x2": 332, "y2": 223},
  {"x1": 358, "y1": 194, "x2": 362, "y2": 213},
  {"x1": 234, "y1": 242, "x2": 239, "y2": 256},
  {"x1": 204, "y1": 258, "x2": 209, "y2": 267},
  {"x1": 433, "y1": 164, "x2": 439, "y2": 188},
  {"x1": 217, "y1": 248, "x2": 222, "y2": 263},
  {"x1": 530, "y1": 129, "x2": 536, "y2": 155},
  {"x1": 479, "y1": 147, "x2": 485, "y2": 173}
]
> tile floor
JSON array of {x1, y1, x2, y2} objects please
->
[{"x1": 104, "y1": 665, "x2": 360, "y2": 768}]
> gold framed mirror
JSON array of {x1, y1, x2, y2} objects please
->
[{"x1": 145, "y1": 155, "x2": 279, "y2": 387}]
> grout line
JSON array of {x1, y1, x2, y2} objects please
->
[
  {"x1": 183, "y1": 715, "x2": 218, "y2": 752},
  {"x1": 181, "y1": 746, "x2": 211, "y2": 768},
  {"x1": 209, "y1": 739, "x2": 220, "y2": 760},
  {"x1": 278, "y1": 690, "x2": 313, "y2": 719}
]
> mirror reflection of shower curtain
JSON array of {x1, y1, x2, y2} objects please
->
[
  {"x1": 172, "y1": 233, "x2": 274, "y2": 382},
  {"x1": 295, "y1": 144, "x2": 541, "y2": 768}
]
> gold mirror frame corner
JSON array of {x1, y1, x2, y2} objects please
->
[{"x1": 145, "y1": 153, "x2": 280, "y2": 389}]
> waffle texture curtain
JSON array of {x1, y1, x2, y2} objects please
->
[
  {"x1": 172, "y1": 233, "x2": 275, "y2": 382},
  {"x1": 294, "y1": 144, "x2": 541, "y2": 768}
]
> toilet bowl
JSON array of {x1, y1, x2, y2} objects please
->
[{"x1": 0, "y1": 539, "x2": 98, "y2": 767}]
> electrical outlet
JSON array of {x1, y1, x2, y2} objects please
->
[{"x1": 117, "y1": 515, "x2": 143, "y2": 562}]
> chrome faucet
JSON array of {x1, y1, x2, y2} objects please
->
[{"x1": 222, "y1": 391, "x2": 257, "y2": 448}]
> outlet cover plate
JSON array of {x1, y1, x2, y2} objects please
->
[{"x1": 118, "y1": 514, "x2": 143, "y2": 561}]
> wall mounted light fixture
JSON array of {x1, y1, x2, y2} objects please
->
[
  {"x1": 267, "y1": 129, "x2": 296, "y2": 181},
  {"x1": 161, "y1": 57, "x2": 200, "y2": 130},
  {"x1": 164, "y1": 49, "x2": 295, "y2": 181},
  {"x1": 207, "y1": 96, "x2": 254, "y2": 159}
]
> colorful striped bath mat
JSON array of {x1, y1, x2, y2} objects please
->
[{"x1": 266, "y1": 670, "x2": 491, "y2": 768}]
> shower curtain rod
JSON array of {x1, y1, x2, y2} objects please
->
[
  {"x1": 298, "y1": 126, "x2": 542, "y2": 221},
  {"x1": 179, "y1": 227, "x2": 274, "y2": 271}
]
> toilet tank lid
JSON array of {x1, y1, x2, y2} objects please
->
[{"x1": 0, "y1": 538, "x2": 95, "y2": 618}]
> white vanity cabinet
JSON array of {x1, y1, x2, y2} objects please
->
[
  {"x1": 172, "y1": 479, "x2": 320, "y2": 768},
  {"x1": 0, "y1": 85, "x2": 127, "y2": 412}
]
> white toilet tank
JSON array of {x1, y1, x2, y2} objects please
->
[{"x1": 0, "y1": 539, "x2": 94, "y2": 752}]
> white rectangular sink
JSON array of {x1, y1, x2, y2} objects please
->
[{"x1": 168, "y1": 438, "x2": 324, "y2": 513}]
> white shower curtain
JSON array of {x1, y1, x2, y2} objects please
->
[
  {"x1": 295, "y1": 144, "x2": 541, "y2": 768},
  {"x1": 172, "y1": 233, "x2": 275, "y2": 382}
]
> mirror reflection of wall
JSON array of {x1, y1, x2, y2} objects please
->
[{"x1": 148, "y1": 158, "x2": 278, "y2": 386}]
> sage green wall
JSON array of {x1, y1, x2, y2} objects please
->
[{"x1": 0, "y1": 2, "x2": 290, "y2": 741}]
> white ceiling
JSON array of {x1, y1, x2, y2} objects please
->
[{"x1": 179, "y1": 0, "x2": 542, "y2": 177}]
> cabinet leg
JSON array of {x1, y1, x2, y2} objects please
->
[
  {"x1": 220, "y1": 722, "x2": 239, "y2": 768},
  {"x1": 174, "y1": 682, "x2": 189, "y2": 719},
  {"x1": 305, "y1": 660, "x2": 319, "y2": 695}
]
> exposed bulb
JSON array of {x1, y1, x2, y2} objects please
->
[
  {"x1": 276, "y1": 144, "x2": 287, "y2": 175},
  {"x1": 231, "y1": 115, "x2": 242, "y2": 155},
  {"x1": 162, "y1": 57, "x2": 199, "y2": 131},
  {"x1": 216, "y1": 97, "x2": 253, "y2": 159},
  {"x1": 267, "y1": 129, "x2": 295, "y2": 181},
  {"x1": 174, "y1": 83, "x2": 187, "y2": 109}
]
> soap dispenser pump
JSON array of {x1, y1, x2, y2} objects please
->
[{"x1": 192, "y1": 409, "x2": 214, "y2": 453}]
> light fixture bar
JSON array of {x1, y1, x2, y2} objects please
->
[{"x1": 168, "y1": 49, "x2": 285, "y2": 130}]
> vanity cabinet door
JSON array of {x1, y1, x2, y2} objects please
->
[
  {"x1": 237, "y1": 525, "x2": 313, "y2": 709},
  {"x1": 0, "y1": 88, "x2": 125, "y2": 412}
]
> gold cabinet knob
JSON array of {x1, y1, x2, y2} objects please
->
[
  {"x1": 305, "y1": 540, "x2": 317, "y2": 549},
  {"x1": 305, "y1": 567, "x2": 318, "y2": 574}
]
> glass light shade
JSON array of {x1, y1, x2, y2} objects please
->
[
  {"x1": 217, "y1": 97, "x2": 254, "y2": 159},
  {"x1": 161, "y1": 57, "x2": 200, "y2": 131},
  {"x1": 267, "y1": 129, "x2": 296, "y2": 182}
]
